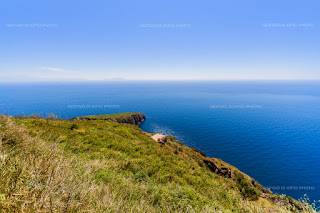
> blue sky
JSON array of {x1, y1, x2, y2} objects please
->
[{"x1": 0, "y1": 0, "x2": 319, "y2": 81}]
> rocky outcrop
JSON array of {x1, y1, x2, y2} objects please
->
[
  {"x1": 110, "y1": 113, "x2": 146, "y2": 125},
  {"x1": 203, "y1": 158, "x2": 233, "y2": 178},
  {"x1": 76, "y1": 113, "x2": 146, "y2": 125},
  {"x1": 151, "y1": 134, "x2": 167, "y2": 144}
]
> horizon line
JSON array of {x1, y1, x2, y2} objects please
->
[{"x1": 1, "y1": 79, "x2": 320, "y2": 83}]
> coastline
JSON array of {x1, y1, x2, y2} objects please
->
[{"x1": 0, "y1": 112, "x2": 315, "y2": 212}]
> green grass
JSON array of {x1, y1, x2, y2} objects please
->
[
  {"x1": 0, "y1": 114, "x2": 317, "y2": 212},
  {"x1": 76, "y1": 112, "x2": 144, "y2": 120}
]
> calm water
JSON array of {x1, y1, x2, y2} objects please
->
[{"x1": 1, "y1": 81, "x2": 320, "y2": 202}]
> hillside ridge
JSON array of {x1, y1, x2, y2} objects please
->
[
  {"x1": 73, "y1": 112, "x2": 146, "y2": 125},
  {"x1": 0, "y1": 113, "x2": 316, "y2": 212}
]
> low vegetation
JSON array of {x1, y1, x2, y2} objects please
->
[
  {"x1": 73, "y1": 112, "x2": 146, "y2": 125},
  {"x1": 0, "y1": 114, "x2": 317, "y2": 212},
  {"x1": 75, "y1": 112, "x2": 143, "y2": 120}
]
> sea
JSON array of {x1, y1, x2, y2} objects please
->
[{"x1": 1, "y1": 80, "x2": 320, "y2": 203}]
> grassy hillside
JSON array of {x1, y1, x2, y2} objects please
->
[
  {"x1": 0, "y1": 114, "x2": 316, "y2": 212},
  {"x1": 73, "y1": 112, "x2": 146, "y2": 125},
  {"x1": 75, "y1": 112, "x2": 144, "y2": 120}
]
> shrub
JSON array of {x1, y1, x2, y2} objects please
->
[
  {"x1": 235, "y1": 173, "x2": 260, "y2": 200},
  {"x1": 70, "y1": 124, "x2": 79, "y2": 130},
  {"x1": 133, "y1": 170, "x2": 149, "y2": 182}
]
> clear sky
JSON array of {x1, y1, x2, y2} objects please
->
[{"x1": 0, "y1": 0, "x2": 319, "y2": 82}]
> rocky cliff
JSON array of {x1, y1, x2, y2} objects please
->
[{"x1": 74, "y1": 112, "x2": 146, "y2": 125}]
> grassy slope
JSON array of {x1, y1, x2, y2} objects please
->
[
  {"x1": 74, "y1": 112, "x2": 146, "y2": 125},
  {"x1": 0, "y1": 115, "x2": 316, "y2": 212},
  {"x1": 76, "y1": 112, "x2": 143, "y2": 120}
]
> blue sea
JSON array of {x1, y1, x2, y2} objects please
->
[{"x1": 1, "y1": 81, "x2": 320, "y2": 202}]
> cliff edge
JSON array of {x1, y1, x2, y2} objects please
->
[{"x1": 73, "y1": 112, "x2": 146, "y2": 125}]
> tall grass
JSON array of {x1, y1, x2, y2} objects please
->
[{"x1": 0, "y1": 115, "x2": 316, "y2": 212}]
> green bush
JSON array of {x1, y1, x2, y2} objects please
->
[
  {"x1": 70, "y1": 124, "x2": 79, "y2": 130},
  {"x1": 235, "y1": 173, "x2": 260, "y2": 200},
  {"x1": 133, "y1": 170, "x2": 149, "y2": 182}
]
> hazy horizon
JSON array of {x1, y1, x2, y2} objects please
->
[{"x1": 2, "y1": 79, "x2": 320, "y2": 83}]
